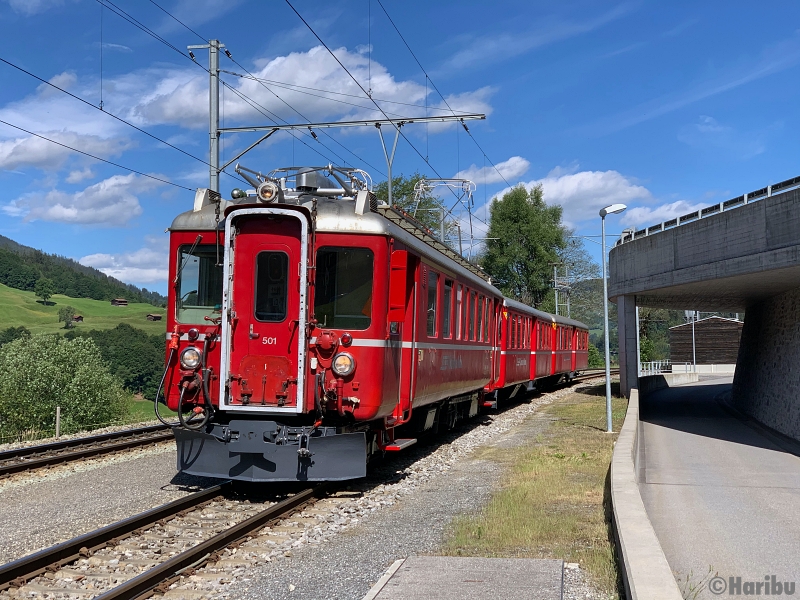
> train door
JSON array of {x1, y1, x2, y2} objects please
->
[{"x1": 219, "y1": 208, "x2": 310, "y2": 413}]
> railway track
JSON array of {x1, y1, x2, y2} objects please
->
[
  {"x1": 0, "y1": 371, "x2": 619, "y2": 480},
  {"x1": 0, "y1": 425, "x2": 173, "y2": 478},
  {"x1": 0, "y1": 482, "x2": 331, "y2": 599}
]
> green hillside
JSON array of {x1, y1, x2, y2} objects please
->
[{"x1": 0, "y1": 283, "x2": 167, "y2": 335}]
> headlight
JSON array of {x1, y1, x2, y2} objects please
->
[
  {"x1": 257, "y1": 181, "x2": 280, "y2": 203},
  {"x1": 332, "y1": 352, "x2": 355, "y2": 376},
  {"x1": 180, "y1": 347, "x2": 202, "y2": 370}
]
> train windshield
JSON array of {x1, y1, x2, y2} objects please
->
[
  {"x1": 176, "y1": 244, "x2": 223, "y2": 323},
  {"x1": 315, "y1": 247, "x2": 373, "y2": 330}
]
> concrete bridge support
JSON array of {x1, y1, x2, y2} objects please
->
[
  {"x1": 617, "y1": 294, "x2": 638, "y2": 398},
  {"x1": 732, "y1": 286, "x2": 800, "y2": 441}
]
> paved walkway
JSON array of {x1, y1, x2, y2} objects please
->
[{"x1": 639, "y1": 377, "x2": 800, "y2": 595}]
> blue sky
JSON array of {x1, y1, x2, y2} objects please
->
[{"x1": 1, "y1": 0, "x2": 798, "y2": 293}]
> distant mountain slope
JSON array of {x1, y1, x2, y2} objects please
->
[{"x1": 0, "y1": 234, "x2": 166, "y2": 306}]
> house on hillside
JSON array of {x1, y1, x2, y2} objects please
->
[
  {"x1": 111, "y1": 298, "x2": 128, "y2": 306},
  {"x1": 146, "y1": 314, "x2": 163, "y2": 321},
  {"x1": 72, "y1": 315, "x2": 84, "y2": 323}
]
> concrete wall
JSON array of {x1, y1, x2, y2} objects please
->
[
  {"x1": 608, "y1": 187, "x2": 800, "y2": 310},
  {"x1": 732, "y1": 287, "x2": 800, "y2": 441},
  {"x1": 638, "y1": 373, "x2": 700, "y2": 396}
]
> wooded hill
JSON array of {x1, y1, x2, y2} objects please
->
[{"x1": 0, "y1": 234, "x2": 165, "y2": 306}]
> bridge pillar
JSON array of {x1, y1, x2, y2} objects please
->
[
  {"x1": 617, "y1": 294, "x2": 638, "y2": 398},
  {"x1": 732, "y1": 287, "x2": 800, "y2": 441}
]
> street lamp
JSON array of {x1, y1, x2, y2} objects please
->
[{"x1": 600, "y1": 203, "x2": 627, "y2": 433}]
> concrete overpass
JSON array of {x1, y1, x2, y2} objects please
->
[{"x1": 608, "y1": 175, "x2": 800, "y2": 441}]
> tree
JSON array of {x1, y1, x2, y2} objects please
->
[
  {"x1": 0, "y1": 334, "x2": 128, "y2": 437},
  {"x1": 58, "y1": 305, "x2": 77, "y2": 329},
  {"x1": 34, "y1": 277, "x2": 56, "y2": 305},
  {"x1": 481, "y1": 184, "x2": 566, "y2": 307},
  {"x1": 0, "y1": 326, "x2": 30, "y2": 348}
]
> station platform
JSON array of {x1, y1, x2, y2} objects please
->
[
  {"x1": 363, "y1": 556, "x2": 563, "y2": 599},
  {"x1": 639, "y1": 377, "x2": 800, "y2": 589}
]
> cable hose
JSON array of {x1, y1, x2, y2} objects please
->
[
  {"x1": 177, "y1": 382, "x2": 211, "y2": 431},
  {"x1": 154, "y1": 348, "x2": 181, "y2": 427}
]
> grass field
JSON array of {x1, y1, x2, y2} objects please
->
[
  {"x1": 443, "y1": 384, "x2": 628, "y2": 597},
  {"x1": 0, "y1": 283, "x2": 167, "y2": 336}
]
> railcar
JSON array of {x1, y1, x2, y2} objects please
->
[{"x1": 160, "y1": 165, "x2": 588, "y2": 483}]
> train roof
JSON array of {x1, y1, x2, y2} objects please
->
[
  {"x1": 503, "y1": 297, "x2": 589, "y2": 330},
  {"x1": 171, "y1": 185, "x2": 586, "y2": 331}
]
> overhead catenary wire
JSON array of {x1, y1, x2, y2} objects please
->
[
  {"x1": 96, "y1": 0, "x2": 345, "y2": 174},
  {"x1": 0, "y1": 118, "x2": 193, "y2": 191},
  {"x1": 373, "y1": 0, "x2": 512, "y2": 189},
  {"x1": 283, "y1": 0, "x2": 480, "y2": 217},
  {"x1": 147, "y1": 0, "x2": 386, "y2": 176}
]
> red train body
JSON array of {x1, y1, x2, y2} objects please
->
[{"x1": 163, "y1": 166, "x2": 589, "y2": 482}]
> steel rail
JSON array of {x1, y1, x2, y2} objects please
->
[
  {"x1": 0, "y1": 428, "x2": 174, "y2": 477},
  {"x1": 0, "y1": 483, "x2": 229, "y2": 591},
  {"x1": 0, "y1": 424, "x2": 170, "y2": 461},
  {"x1": 95, "y1": 485, "x2": 326, "y2": 600}
]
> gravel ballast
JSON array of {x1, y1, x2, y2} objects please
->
[
  {"x1": 0, "y1": 444, "x2": 221, "y2": 565},
  {"x1": 164, "y1": 381, "x2": 614, "y2": 600}
]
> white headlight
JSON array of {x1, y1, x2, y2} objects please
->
[
  {"x1": 180, "y1": 347, "x2": 202, "y2": 370},
  {"x1": 257, "y1": 181, "x2": 280, "y2": 203},
  {"x1": 332, "y1": 352, "x2": 355, "y2": 376}
]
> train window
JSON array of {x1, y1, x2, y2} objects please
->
[
  {"x1": 511, "y1": 316, "x2": 516, "y2": 348},
  {"x1": 443, "y1": 279, "x2": 453, "y2": 338},
  {"x1": 254, "y1": 252, "x2": 289, "y2": 322},
  {"x1": 456, "y1": 284, "x2": 463, "y2": 339},
  {"x1": 426, "y1": 271, "x2": 439, "y2": 337},
  {"x1": 484, "y1": 300, "x2": 491, "y2": 342},
  {"x1": 315, "y1": 247, "x2": 374, "y2": 330},
  {"x1": 176, "y1": 244, "x2": 223, "y2": 324},
  {"x1": 468, "y1": 291, "x2": 476, "y2": 340},
  {"x1": 476, "y1": 295, "x2": 484, "y2": 341}
]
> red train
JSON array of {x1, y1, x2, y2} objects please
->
[{"x1": 161, "y1": 165, "x2": 588, "y2": 482}]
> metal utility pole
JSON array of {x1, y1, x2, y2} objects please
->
[
  {"x1": 188, "y1": 40, "x2": 225, "y2": 193},
  {"x1": 376, "y1": 123, "x2": 400, "y2": 206},
  {"x1": 565, "y1": 264, "x2": 571, "y2": 318},
  {"x1": 553, "y1": 264, "x2": 559, "y2": 316},
  {"x1": 692, "y1": 310, "x2": 697, "y2": 373}
]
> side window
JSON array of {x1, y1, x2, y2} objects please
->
[
  {"x1": 426, "y1": 271, "x2": 439, "y2": 337},
  {"x1": 315, "y1": 247, "x2": 374, "y2": 330},
  {"x1": 476, "y1": 295, "x2": 484, "y2": 342},
  {"x1": 443, "y1": 279, "x2": 453, "y2": 338},
  {"x1": 456, "y1": 285, "x2": 463, "y2": 339},
  {"x1": 511, "y1": 316, "x2": 517, "y2": 348},
  {"x1": 484, "y1": 299, "x2": 491, "y2": 342},
  {"x1": 468, "y1": 291, "x2": 476, "y2": 341}
]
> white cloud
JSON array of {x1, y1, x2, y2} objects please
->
[
  {"x1": 80, "y1": 244, "x2": 168, "y2": 285},
  {"x1": 496, "y1": 166, "x2": 652, "y2": 226},
  {"x1": 65, "y1": 167, "x2": 94, "y2": 183},
  {"x1": 620, "y1": 200, "x2": 707, "y2": 229},
  {"x1": 0, "y1": 132, "x2": 132, "y2": 171},
  {"x1": 3, "y1": 173, "x2": 161, "y2": 226},
  {"x1": 455, "y1": 156, "x2": 530, "y2": 184},
  {"x1": 132, "y1": 46, "x2": 493, "y2": 129},
  {"x1": 36, "y1": 71, "x2": 77, "y2": 97}
]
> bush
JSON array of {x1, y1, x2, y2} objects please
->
[
  {"x1": 58, "y1": 305, "x2": 77, "y2": 329},
  {"x1": 588, "y1": 343, "x2": 604, "y2": 368},
  {"x1": 0, "y1": 326, "x2": 30, "y2": 348},
  {"x1": 66, "y1": 323, "x2": 166, "y2": 399},
  {"x1": 0, "y1": 334, "x2": 129, "y2": 438}
]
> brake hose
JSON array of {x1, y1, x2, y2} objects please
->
[{"x1": 154, "y1": 347, "x2": 181, "y2": 427}]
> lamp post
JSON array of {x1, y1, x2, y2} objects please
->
[{"x1": 600, "y1": 203, "x2": 627, "y2": 433}]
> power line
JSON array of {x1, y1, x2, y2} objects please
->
[
  {"x1": 284, "y1": 1, "x2": 472, "y2": 209},
  {"x1": 146, "y1": 0, "x2": 384, "y2": 175},
  {"x1": 217, "y1": 69, "x2": 474, "y2": 115},
  {"x1": 0, "y1": 56, "x2": 207, "y2": 169},
  {"x1": 0, "y1": 118, "x2": 193, "y2": 191},
  {"x1": 373, "y1": 0, "x2": 512, "y2": 189}
]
